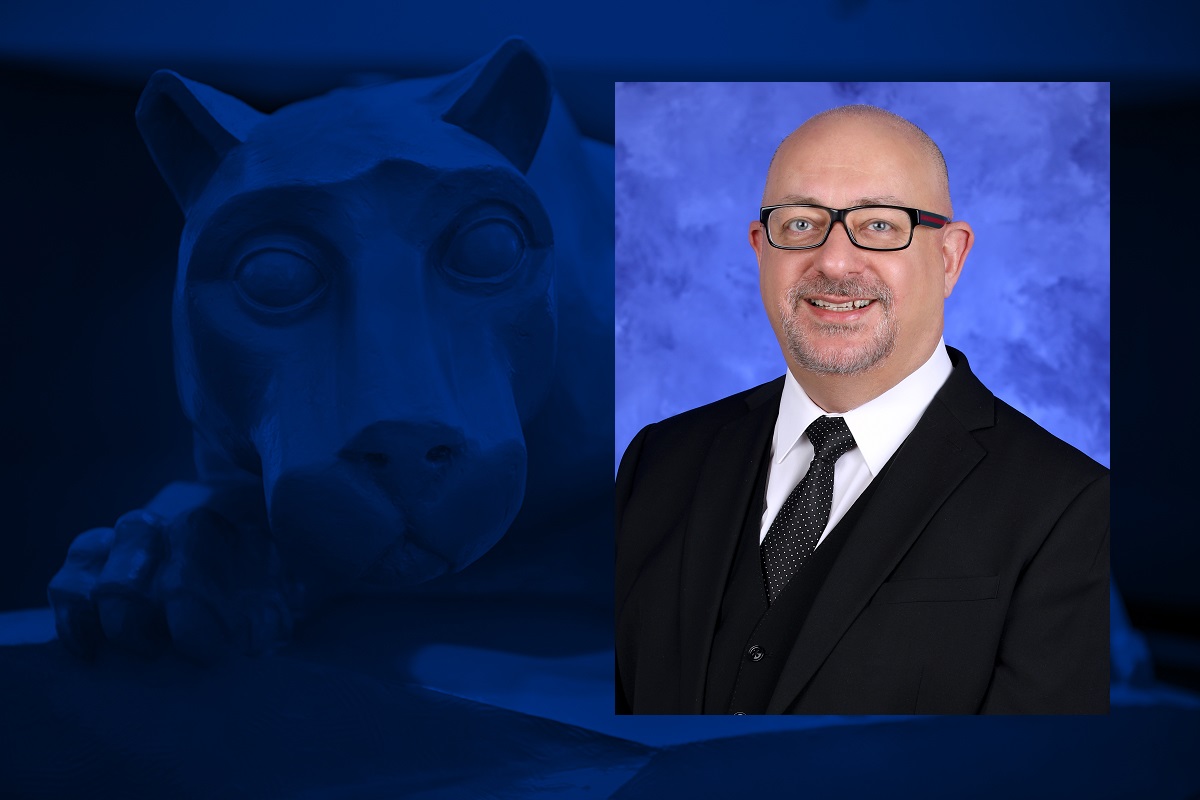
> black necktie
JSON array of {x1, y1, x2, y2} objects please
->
[{"x1": 761, "y1": 415, "x2": 857, "y2": 604}]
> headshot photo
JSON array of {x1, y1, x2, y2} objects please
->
[{"x1": 614, "y1": 82, "x2": 1110, "y2": 715}]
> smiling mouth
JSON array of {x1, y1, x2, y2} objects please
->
[{"x1": 806, "y1": 298, "x2": 874, "y2": 311}]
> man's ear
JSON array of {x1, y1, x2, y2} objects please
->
[
  {"x1": 941, "y1": 221, "x2": 974, "y2": 298},
  {"x1": 749, "y1": 220, "x2": 768, "y2": 262}
]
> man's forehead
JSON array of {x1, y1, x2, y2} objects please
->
[
  {"x1": 774, "y1": 193, "x2": 908, "y2": 207},
  {"x1": 773, "y1": 127, "x2": 927, "y2": 178},
  {"x1": 764, "y1": 119, "x2": 949, "y2": 211},
  {"x1": 764, "y1": 158, "x2": 926, "y2": 207}
]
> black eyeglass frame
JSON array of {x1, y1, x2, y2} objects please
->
[{"x1": 758, "y1": 204, "x2": 951, "y2": 252}]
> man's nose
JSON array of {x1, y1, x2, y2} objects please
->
[{"x1": 812, "y1": 221, "x2": 863, "y2": 276}]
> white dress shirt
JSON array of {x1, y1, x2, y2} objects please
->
[{"x1": 760, "y1": 340, "x2": 954, "y2": 546}]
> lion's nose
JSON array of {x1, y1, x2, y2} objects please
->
[{"x1": 339, "y1": 421, "x2": 467, "y2": 501}]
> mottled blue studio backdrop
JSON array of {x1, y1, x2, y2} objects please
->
[{"x1": 616, "y1": 82, "x2": 1109, "y2": 472}]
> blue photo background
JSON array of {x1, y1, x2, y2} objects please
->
[
  {"x1": 616, "y1": 82, "x2": 1109, "y2": 471},
  {"x1": 2, "y1": 1, "x2": 1200, "y2": 796}
]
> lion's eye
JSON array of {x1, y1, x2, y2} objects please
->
[
  {"x1": 443, "y1": 218, "x2": 526, "y2": 283},
  {"x1": 235, "y1": 248, "x2": 326, "y2": 310}
]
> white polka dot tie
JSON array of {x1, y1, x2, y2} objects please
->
[{"x1": 761, "y1": 415, "x2": 857, "y2": 604}]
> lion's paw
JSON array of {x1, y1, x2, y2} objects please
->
[{"x1": 48, "y1": 484, "x2": 297, "y2": 663}]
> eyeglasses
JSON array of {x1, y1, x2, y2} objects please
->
[{"x1": 759, "y1": 204, "x2": 950, "y2": 252}]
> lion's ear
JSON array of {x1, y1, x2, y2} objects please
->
[
  {"x1": 136, "y1": 71, "x2": 266, "y2": 212},
  {"x1": 441, "y1": 37, "x2": 553, "y2": 174}
]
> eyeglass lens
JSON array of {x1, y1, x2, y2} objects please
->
[{"x1": 767, "y1": 206, "x2": 913, "y2": 250}]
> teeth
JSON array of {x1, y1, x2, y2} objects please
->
[{"x1": 808, "y1": 299, "x2": 872, "y2": 310}]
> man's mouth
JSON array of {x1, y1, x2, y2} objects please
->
[{"x1": 806, "y1": 298, "x2": 874, "y2": 311}]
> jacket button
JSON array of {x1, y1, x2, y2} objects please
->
[{"x1": 746, "y1": 645, "x2": 764, "y2": 662}]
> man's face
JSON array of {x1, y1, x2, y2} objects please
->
[{"x1": 750, "y1": 116, "x2": 970, "y2": 391}]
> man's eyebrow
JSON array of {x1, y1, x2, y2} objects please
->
[{"x1": 771, "y1": 194, "x2": 908, "y2": 207}]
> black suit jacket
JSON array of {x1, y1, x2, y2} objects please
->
[{"x1": 615, "y1": 348, "x2": 1109, "y2": 714}]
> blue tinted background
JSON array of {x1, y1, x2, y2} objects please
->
[
  {"x1": 1, "y1": 0, "x2": 1195, "y2": 624},
  {"x1": 616, "y1": 81, "x2": 1109, "y2": 470},
  {"x1": 3, "y1": 1, "x2": 1200, "y2": 796}
]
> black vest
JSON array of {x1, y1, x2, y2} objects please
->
[{"x1": 704, "y1": 443, "x2": 892, "y2": 714}]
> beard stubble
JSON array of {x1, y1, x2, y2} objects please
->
[{"x1": 780, "y1": 276, "x2": 898, "y2": 375}]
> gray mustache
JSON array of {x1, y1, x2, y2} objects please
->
[{"x1": 786, "y1": 278, "x2": 894, "y2": 310}]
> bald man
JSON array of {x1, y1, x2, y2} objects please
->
[{"x1": 614, "y1": 105, "x2": 1109, "y2": 715}]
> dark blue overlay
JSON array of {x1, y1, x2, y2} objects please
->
[{"x1": 2, "y1": 3, "x2": 1199, "y2": 797}]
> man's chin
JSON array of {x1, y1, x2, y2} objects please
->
[{"x1": 786, "y1": 337, "x2": 893, "y2": 376}]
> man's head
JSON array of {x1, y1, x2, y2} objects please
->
[{"x1": 750, "y1": 105, "x2": 974, "y2": 411}]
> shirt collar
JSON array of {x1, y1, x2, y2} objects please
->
[{"x1": 773, "y1": 340, "x2": 954, "y2": 475}]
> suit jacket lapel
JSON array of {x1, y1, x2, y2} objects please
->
[
  {"x1": 765, "y1": 350, "x2": 995, "y2": 713},
  {"x1": 678, "y1": 379, "x2": 782, "y2": 713}
]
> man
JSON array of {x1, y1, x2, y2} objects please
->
[{"x1": 614, "y1": 105, "x2": 1109, "y2": 714}]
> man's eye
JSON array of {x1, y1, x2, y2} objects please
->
[
  {"x1": 866, "y1": 220, "x2": 894, "y2": 232},
  {"x1": 234, "y1": 248, "x2": 327, "y2": 310},
  {"x1": 785, "y1": 219, "x2": 814, "y2": 232}
]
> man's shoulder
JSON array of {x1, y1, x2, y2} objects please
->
[
  {"x1": 632, "y1": 376, "x2": 784, "y2": 451},
  {"x1": 615, "y1": 377, "x2": 784, "y2": 577},
  {"x1": 617, "y1": 376, "x2": 783, "y2": 490},
  {"x1": 989, "y1": 396, "x2": 1109, "y2": 480},
  {"x1": 940, "y1": 347, "x2": 1107, "y2": 482}
]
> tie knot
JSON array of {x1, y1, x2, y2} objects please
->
[{"x1": 806, "y1": 415, "x2": 856, "y2": 463}]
